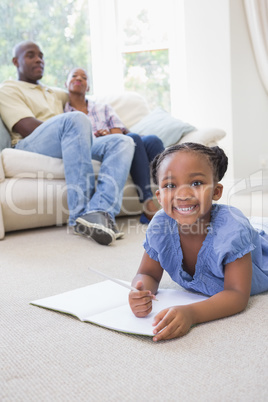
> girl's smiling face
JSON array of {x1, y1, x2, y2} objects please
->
[{"x1": 155, "y1": 150, "x2": 223, "y2": 228}]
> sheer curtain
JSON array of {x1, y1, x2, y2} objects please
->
[
  {"x1": 88, "y1": 0, "x2": 124, "y2": 95},
  {"x1": 244, "y1": 0, "x2": 268, "y2": 93},
  {"x1": 88, "y1": 0, "x2": 185, "y2": 112}
]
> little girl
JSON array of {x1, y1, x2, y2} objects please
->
[{"x1": 129, "y1": 142, "x2": 268, "y2": 341}]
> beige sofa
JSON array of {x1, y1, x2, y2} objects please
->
[{"x1": 0, "y1": 91, "x2": 226, "y2": 239}]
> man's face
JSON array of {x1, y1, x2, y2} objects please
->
[{"x1": 13, "y1": 43, "x2": 45, "y2": 84}]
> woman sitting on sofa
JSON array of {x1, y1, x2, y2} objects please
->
[{"x1": 64, "y1": 67, "x2": 164, "y2": 223}]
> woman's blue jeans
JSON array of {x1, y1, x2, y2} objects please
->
[
  {"x1": 127, "y1": 133, "x2": 164, "y2": 202},
  {"x1": 15, "y1": 112, "x2": 135, "y2": 225}
]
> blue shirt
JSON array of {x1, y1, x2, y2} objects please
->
[{"x1": 143, "y1": 204, "x2": 268, "y2": 296}]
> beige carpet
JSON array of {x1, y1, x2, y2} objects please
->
[{"x1": 1, "y1": 215, "x2": 268, "y2": 401}]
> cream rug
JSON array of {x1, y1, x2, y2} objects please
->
[{"x1": 1, "y1": 216, "x2": 268, "y2": 401}]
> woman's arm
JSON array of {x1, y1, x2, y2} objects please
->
[
  {"x1": 95, "y1": 127, "x2": 123, "y2": 137},
  {"x1": 152, "y1": 252, "x2": 252, "y2": 341},
  {"x1": 110, "y1": 128, "x2": 123, "y2": 134}
]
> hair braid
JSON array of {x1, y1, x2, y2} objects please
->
[{"x1": 151, "y1": 142, "x2": 228, "y2": 184}]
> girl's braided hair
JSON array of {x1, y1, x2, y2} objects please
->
[{"x1": 151, "y1": 142, "x2": 228, "y2": 185}]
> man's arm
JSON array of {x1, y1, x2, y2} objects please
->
[{"x1": 12, "y1": 117, "x2": 43, "y2": 138}]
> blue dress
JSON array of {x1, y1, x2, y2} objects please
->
[{"x1": 143, "y1": 204, "x2": 268, "y2": 296}]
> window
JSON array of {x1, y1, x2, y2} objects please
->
[
  {"x1": 89, "y1": 0, "x2": 183, "y2": 114},
  {"x1": 1, "y1": 0, "x2": 183, "y2": 115},
  {"x1": 0, "y1": 0, "x2": 92, "y2": 88},
  {"x1": 116, "y1": 0, "x2": 171, "y2": 111}
]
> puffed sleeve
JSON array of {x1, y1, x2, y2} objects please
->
[
  {"x1": 143, "y1": 210, "x2": 176, "y2": 262},
  {"x1": 143, "y1": 214, "x2": 162, "y2": 262},
  {"x1": 210, "y1": 206, "x2": 256, "y2": 273}
]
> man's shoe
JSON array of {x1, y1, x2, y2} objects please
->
[
  {"x1": 75, "y1": 211, "x2": 117, "y2": 246},
  {"x1": 108, "y1": 219, "x2": 124, "y2": 240}
]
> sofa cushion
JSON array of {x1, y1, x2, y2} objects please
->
[
  {"x1": 129, "y1": 107, "x2": 196, "y2": 147},
  {"x1": 0, "y1": 118, "x2": 11, "y2": 151},
  {"x1": 0, "y1": 152, "x2": 5, "y2": 183},
  {"x1": 179, "y1": 127, "x2": 226, "y2": 147},
  {"x1": 92, "y1": 91, "x2": 150, "y2": 129}
]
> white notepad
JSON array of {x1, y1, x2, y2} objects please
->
[{"x1": 30, "y1": 280, "x2": 208, "y2": 336}]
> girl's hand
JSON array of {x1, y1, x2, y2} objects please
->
[
  {"x1": 129, "y1": 280, "x2": 156, "y2": 317},
  {"x1": 152, "y1": 305, "x2": 194, "y2": 341}
]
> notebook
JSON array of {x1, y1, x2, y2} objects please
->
[{"x1": 30, "y1": 280, "x2": 208, "y2": 336}]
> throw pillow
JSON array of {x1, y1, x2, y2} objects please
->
[
  {"x1": 0, "y1": 118, "x2": 11, "y2": 151},
  {"x1": 129, "y1": 107, "x2": 196, "y2": 147}
]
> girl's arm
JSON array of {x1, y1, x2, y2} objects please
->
[
  {"x1": 129, "y1": 252, "x2": 163, "y2": 317},
  {"x1": 152, "y1": 252, "x2": 252, "y2": 341}
]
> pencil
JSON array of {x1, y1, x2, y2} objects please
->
[
  {"x1": 88, "y1": 267, "x2": 158, "y2": 300},
  {"x1": 89, "y1": 267, "x2": 138, "y2": 291}
]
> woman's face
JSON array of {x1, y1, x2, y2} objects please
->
[{"x1": 66, "y1": 68, "x2": 89, "y2": 95}]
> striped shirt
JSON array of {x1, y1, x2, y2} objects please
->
[{"x1": 64, "y1": 99, "x2": 127, "y2": 136}]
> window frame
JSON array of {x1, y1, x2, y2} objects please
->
[{"x1": 88, "y1": 0, "x2": 187, "y2": 117}]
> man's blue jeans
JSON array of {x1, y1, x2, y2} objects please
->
[{"x1": 15, "y1": 112, "x2": 135, "y2": 225}]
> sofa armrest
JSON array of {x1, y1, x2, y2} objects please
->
[
  {"x1": 1, "y1": 148, "x2": 65, "y2": 179},
  {"x1": 1, "y1": 148, "x2": 103, "y2": 180}
]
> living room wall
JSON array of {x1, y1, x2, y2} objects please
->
[
  {"x1": 174, "y1": 0, "x2": 268, "y2": 183},
  {"x1": 230, "y1": 0, "x2": 268, "y2": 181}
]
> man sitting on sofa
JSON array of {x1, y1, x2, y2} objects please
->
[{"x1": 0, "y1": 40, "x2": 135, "y2": 246}]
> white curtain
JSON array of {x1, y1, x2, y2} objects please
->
[
  {"x1": 88, "y1": 0, "x2": 124, "y2": 95},
  {"x1": 244, "y1": 0, "x2": 268, "y2": 93}
]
